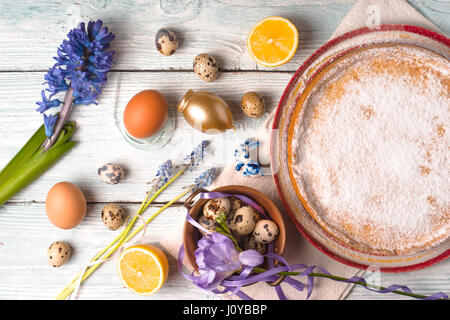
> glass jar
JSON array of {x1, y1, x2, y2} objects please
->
[{"x1": 120, "y1": 108, "x2": 175, "y2": 150}]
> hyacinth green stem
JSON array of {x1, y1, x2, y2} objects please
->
[
  {"x1": 56, "y1": 165, "x2": 190, "y2": 300},
  {"x1": 0, "y1": 125, "x2": 46, "y2": 185},
  {"x1": 0, "y1": 122, "x2": 76, "y2": 206}
]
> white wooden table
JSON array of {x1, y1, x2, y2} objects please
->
[{"x1": 0, "y1": 0, "x2": 449, "y2": 300}]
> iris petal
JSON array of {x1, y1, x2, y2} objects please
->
[{"x1": 239, "y1": 249, "x2": 264, "y2": 267}]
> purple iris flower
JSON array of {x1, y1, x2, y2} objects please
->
[
  {"x1": 37, "y1": 20, "x2": 114, "y2": 137},
  {"x1": 193, "y1": 232, "x2": 263, "y2": 291}
]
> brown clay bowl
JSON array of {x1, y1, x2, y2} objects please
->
[{"x1": 183, "y1": 185, "x2": 286, "y2": 271}]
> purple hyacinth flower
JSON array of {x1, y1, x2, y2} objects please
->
[
  {"x1": 44, "y1": 67, "x2": 69, "y2": 98},
  {"x1": 38, "y1": 19, "x2": 114, "y2": 144},
  {"x1": 36, "y1": 90, "x2": 61, "y2": 113},
  {"x1": 43, "y1": 113, "x2": 59, "y2": 137}
]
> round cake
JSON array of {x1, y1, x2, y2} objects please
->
[{"x1": 288, "y1": 44, "x2": 449, "y2": 255}]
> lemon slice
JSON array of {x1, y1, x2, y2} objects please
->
[
  {"x1": 247, "y1": 16, "x2": 299, "y2": 67},
  {"x1": 117, "y1": 244, "x2": 169, "y2": 296}
]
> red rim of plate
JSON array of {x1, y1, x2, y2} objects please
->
[{"x1": 271, "y1": 24, "x2": 450, "y2": 272}]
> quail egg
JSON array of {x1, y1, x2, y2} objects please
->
[
  {"x1": 155, "y1": 28, "x2": 178, "y2": 56},
  {"x1": 230, "y1": 196, "x2": 245, "y2": 213},
  {"x1": 47, "y1": 241, "x2": 71, "y2": 267},
  {"x1": 241, "y1": 92, "x2": 265, "y2": 119},
  {"x1": 244, "y1": 235, "x2": 267, "y2": 255},
  {"x1": 230, "y1": 206, "x2": 257, "y2": 236},
  {"x1": 203, "y1": 197, "x2": 231, "y2": 221},
  {"x1": 101, "y1": 203, "x2": 125, "y2": 230},
  {"x1": 193, "y1": 53, "x2": 219, "y2": 82},
  {"x1": 253, "y1": 210, "x2": 263, "y2": 223},
  {"x1": 253, "y1": 219, "x2": 279, "y2": 244},
  {"x1": 97, "y1": 163, "x2": 124, "y2": 185},
  {"x1": 198, "y1": 214, "x2": 217, "y2": 235}
]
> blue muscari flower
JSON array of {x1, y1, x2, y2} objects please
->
[
  {"x1": 183, "y1": 140, "x2": 210, "y2": 170},
  {"x1": 194, "y1": 168, "x2": 216, "y2": 189},
  {"x1": 154, "y1": 160, "x2": 174, "y2": 189},
  {"x1": 36, "y1": 90, "x2": 61, "y2": 113},
  {"x1": 38, "y1": 19, "x2": 115, "y2": 137},
  {"x1": 43, "y1": 113, "x2": 59, "y2": 137}
]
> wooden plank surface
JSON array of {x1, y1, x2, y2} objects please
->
[
  {"x1": 0, "y1": 0, "x2": 448, "y2": 72},
  {"x1": 1, "y1": 202, "x2": 449, "y2": 300},
  {"x1": 0, "y1": 71, "x2": 293, "y2": 203},
  {"x1": 0, "y1": 0, "x2": 449, "y2": 300},
  {"x1": 0, "y1": 203, "x2": 215, "y2": 300}
]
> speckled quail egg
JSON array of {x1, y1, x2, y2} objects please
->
[
  {"x1": 155, "y1": 28, "x2": 178, "y2": 56},
  {"x1": 198, "y1": 214, "x2": 217, "y2": 235},
  {"x1": 253, "y1": 210, "x2": 263, "y2": 223},
  {"x1": 226, "y1": 213, "x2": 234, "y2": 230},
  {"x1": 97, "y1": 163, "x2": 124, "y2": 185},
  {"x1": 253, "y1": 219, "x2": 279, "y2": 244},
  {"x1": 47, "y1": 241, "x2": 71, "y2": 267},
  {"x1": 244, "y1": 235, "x2": 267, "y2": 255},
  {"x1": 241, "y1": 92, "x2": 265, "y2": 119},
  {"x1": 230, "y1": 196, "x2": 263, "y2": 222},
  {"x1": 230, "y1": 196, "x2": 245, "y2": 213},
  {"x1": 101, "y1": 204, "x2": 125, "y2": 230},
  {"x1": 230, "y1": 206, "x2": 257, "y2": 236},
  {"x1": 203, "y1": 197, "x2": 231, "y2": 221},
  {"x1": 193, "y1": 53, "x2": 219, "y2": 82}
]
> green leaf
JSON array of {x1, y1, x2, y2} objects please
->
[
  {"x1": 0, "y1": 141, "x2": 76, "y2": 206},
  {"x1": 0, "y1": 125, "x2": 46, "y2": 185},
  {"x1": 52, "y1": 122, "x2": 76, "y2": 148},
  {"x1": 29, "y1": 122, "x2": 76, "y2": 163}
]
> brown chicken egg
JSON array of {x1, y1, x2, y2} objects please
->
[
  {"x1": 123, "y1": 90, "x2": 168, "y2": 139},
  {"x1": 46, "y1": 182, "x2": 87, "y2": 229}
]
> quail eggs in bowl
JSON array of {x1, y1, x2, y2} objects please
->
[{"x1": 183, "y1": 185, "x2": 286, "y2": 271}]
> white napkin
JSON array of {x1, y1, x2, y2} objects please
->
[
  {"x1": 331, "y1": 0, "x2": 441, "y2": 39},
  {"x1": 161, "y1": 0, "x2": 442, "y2": 300}
]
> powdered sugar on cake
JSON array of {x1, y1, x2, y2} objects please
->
[{"x1": 291, "y1": 45, "x2": 450, "y2": 254}]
